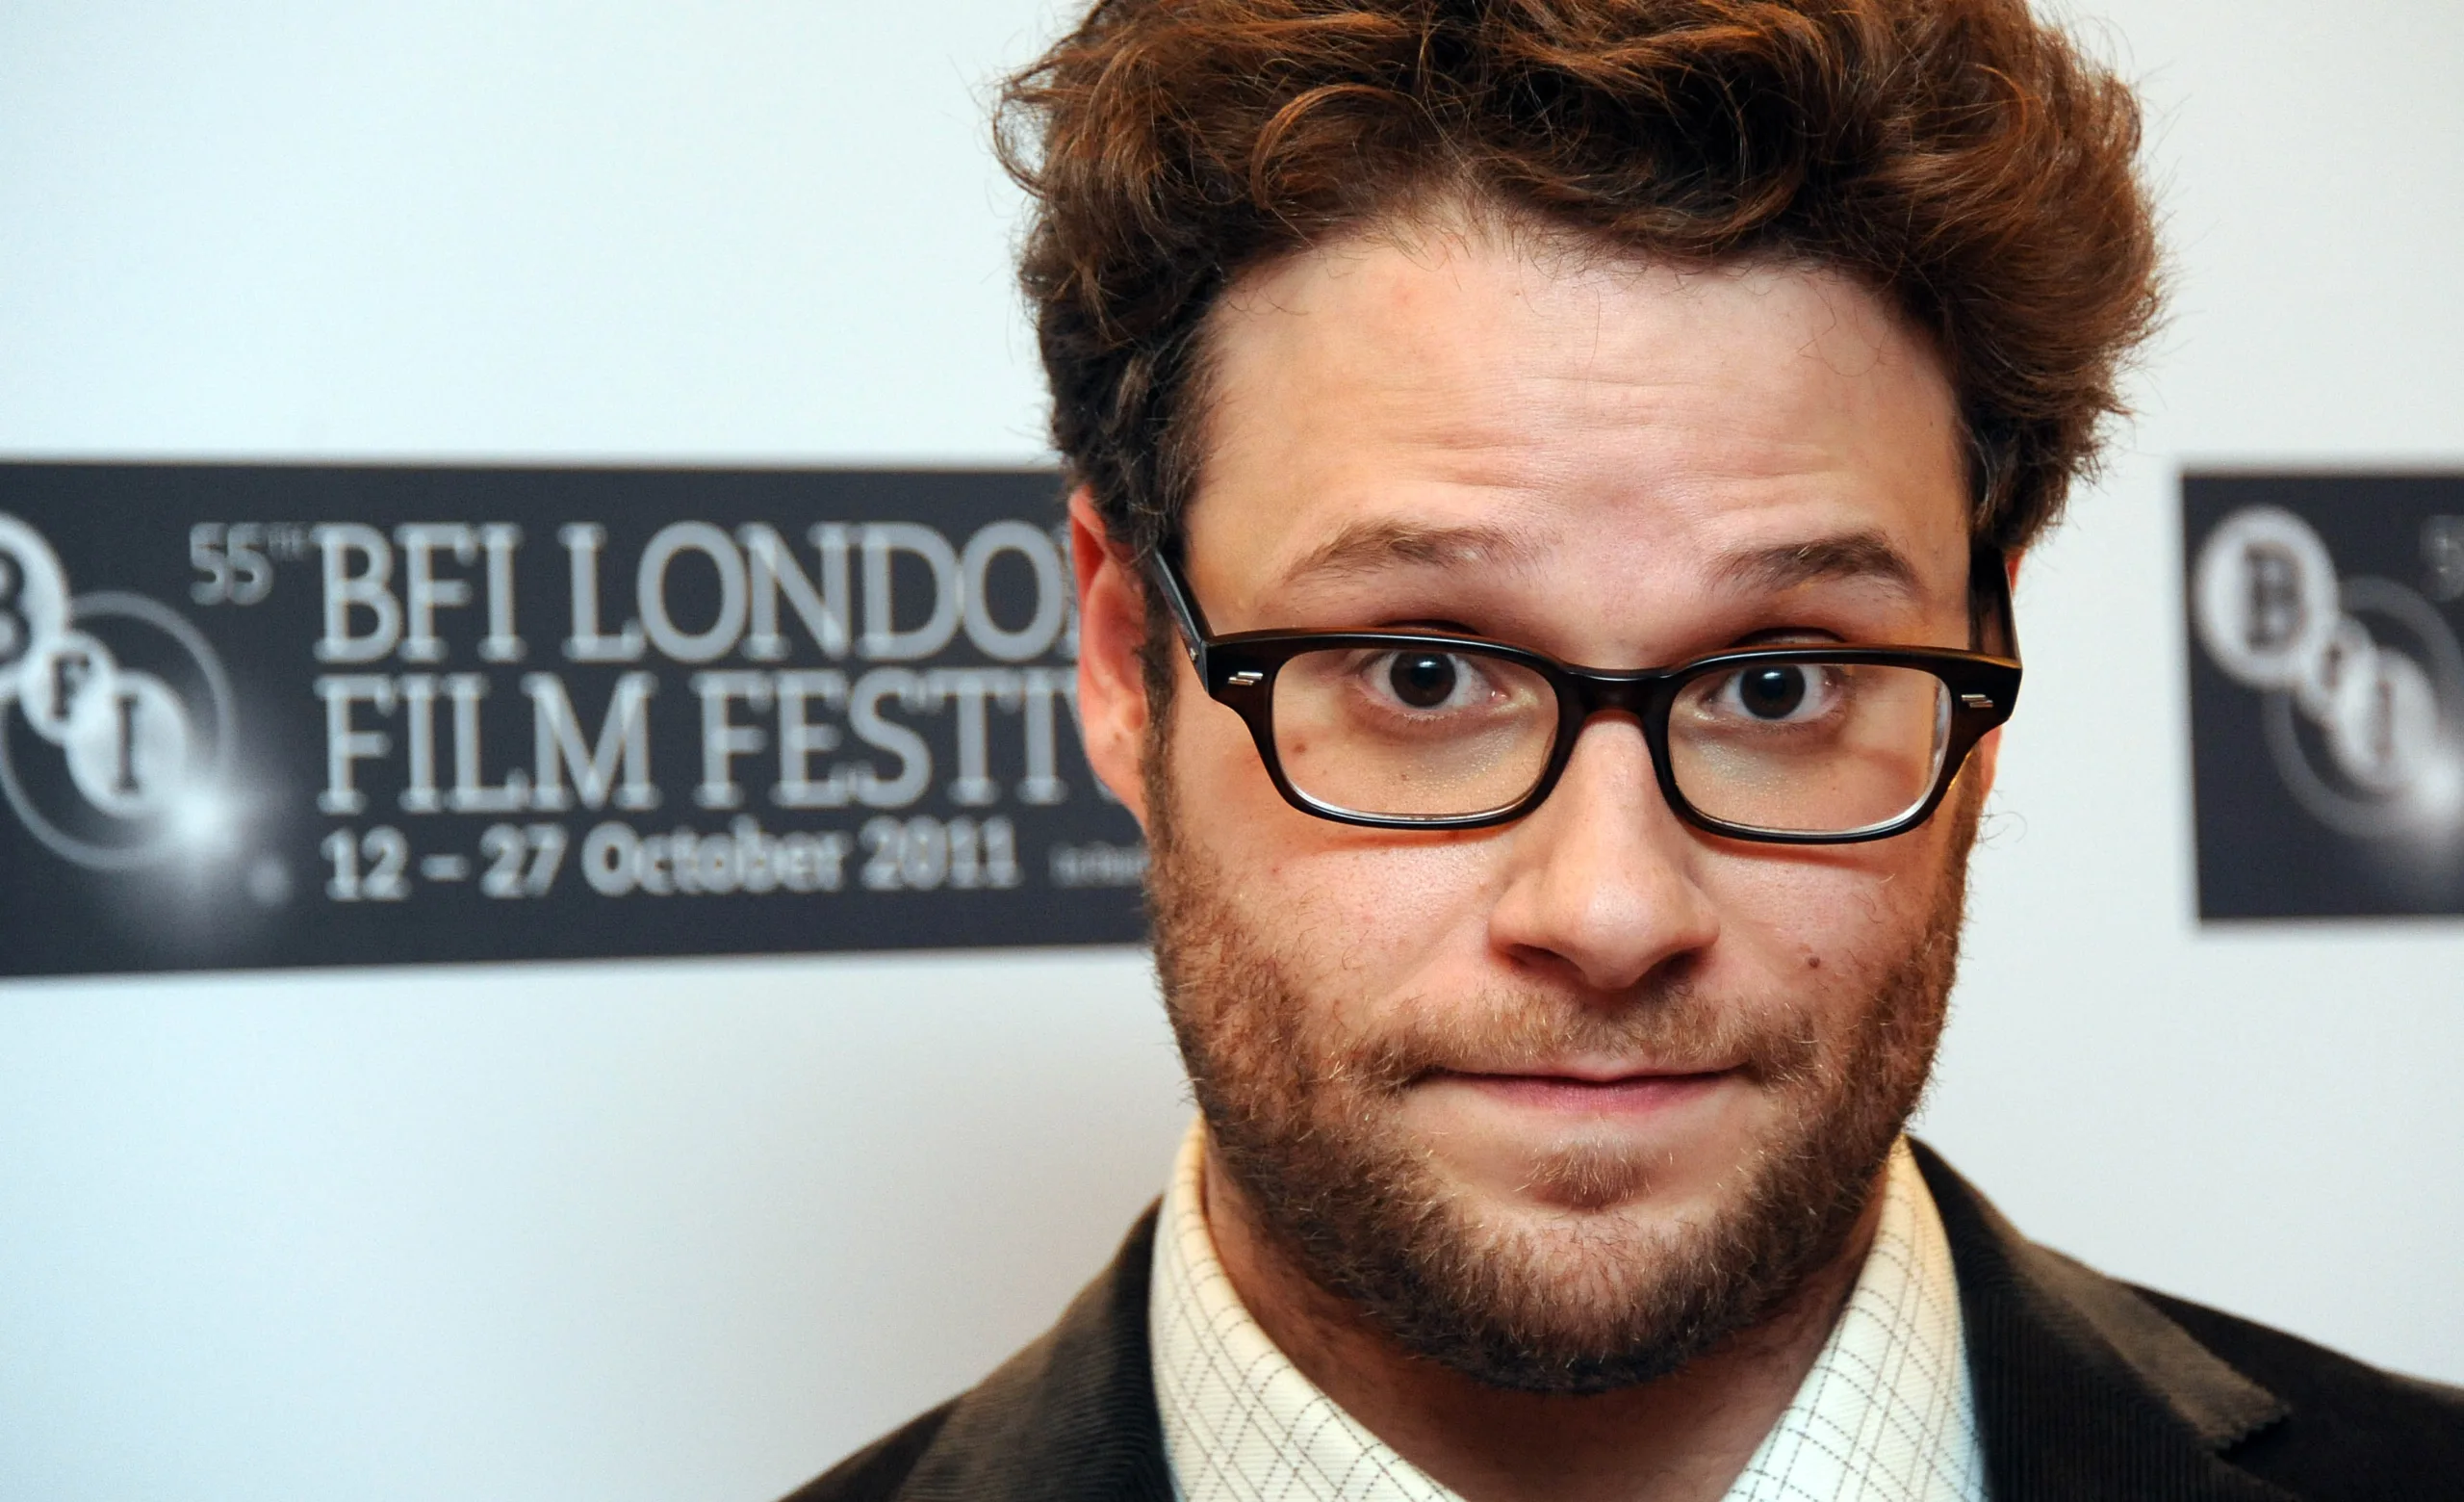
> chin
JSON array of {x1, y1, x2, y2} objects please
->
[{"x1": 1356, "y1": 1162, "x2": 1821, "y2": 1394}]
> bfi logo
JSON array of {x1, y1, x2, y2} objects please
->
[
  {"x1": 0, "y1": 514, "x2": 234, "y2": 869},
  {"x1": 2192, "y1": 504, "x2": 2464, "y2": 840}
]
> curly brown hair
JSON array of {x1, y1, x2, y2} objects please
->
[{"x1": 999, "y1": 0, "x2": 2159, "y2": 577}]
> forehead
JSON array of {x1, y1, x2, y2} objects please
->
[{"x1": 1182, "y1": 219, "x2": 1970, "y2": 637}]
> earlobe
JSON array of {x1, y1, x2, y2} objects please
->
[{"x1": 1070, "y1": 489, "x2": 1154, "y2": 825}]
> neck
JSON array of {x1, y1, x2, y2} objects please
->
[{"x1": 1199, "y1": 1144, "x2": 1887, "y2": 1502}]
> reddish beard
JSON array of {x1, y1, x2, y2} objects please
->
[{"x1": 1143, "y1": 738, "x2": 1978, "y2": 1394}]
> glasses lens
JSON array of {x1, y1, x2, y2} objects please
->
[
  {"x1": 1270, "y1": 645, "x2": 1558, "y2": 818},
  {"x1": 1667, "y1": 660, "x2": 1952, "y2": 835}
]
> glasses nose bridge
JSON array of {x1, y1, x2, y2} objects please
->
[{"x1": 1560, "y1": 664, "x2": 1666, "y2": 724}]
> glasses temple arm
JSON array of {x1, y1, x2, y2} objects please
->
[
  {"x1": 1973, "y1": 545, "x2": 2021, "y2": 661},
  {"x1": 1146, "y1": 550, "x2": 1213, "y2": 674}
]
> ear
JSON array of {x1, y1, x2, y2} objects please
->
[{"x1": 1070, "y1": 488, "x2": 1154, "y2": 826}]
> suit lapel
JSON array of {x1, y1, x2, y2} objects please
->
[
  {"x1": 893, "y1": 1204, "x2": 1174, "y2": 1502},
  {"x1": 1912, "y1": 1143, "x2": 2297, "y2": 1501}
]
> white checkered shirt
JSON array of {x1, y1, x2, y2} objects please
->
[{"x1": 1149, "y1": 1124, "x2": 1987, "y2": 1502}]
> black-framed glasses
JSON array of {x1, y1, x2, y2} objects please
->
[{"x1": 1147, "y1": 545, "x2": 2021, "y2": 844}]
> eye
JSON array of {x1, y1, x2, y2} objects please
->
[
  {"x1": 1386, "y1": 652, "x2": 1461, "y2": 709},
  {"x1": 1708, "y1": 663, "x2": 1839, "y2": 724},
  {"x1": 1351, "y1": 649, "x2": 1506, "y2": 716},
  {"x1": 1737, "y1": 665, "x2": 1809, "y2": 719}
]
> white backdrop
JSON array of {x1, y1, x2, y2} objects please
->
[{"x1": 1, "y1": 3, "x2": 2458, "y2": 1499}]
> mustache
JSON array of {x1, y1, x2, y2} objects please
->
[{"x1": 1327, "y1": 977, "x2": 1829, "y2": 1096}]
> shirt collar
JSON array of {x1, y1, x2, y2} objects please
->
[{"x1": 1148, "y1": 1123, "x2": 1986, "y2": 1502}]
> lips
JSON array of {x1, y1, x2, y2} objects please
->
[{"x1": 1437, "y1": 1067, "x2": 1732, "y2": 1116}]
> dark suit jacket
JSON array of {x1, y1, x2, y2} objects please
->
[{"x1": 786, "y1": 1144, "x2": 2464, "y2": 1500}]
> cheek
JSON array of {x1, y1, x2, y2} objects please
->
[
  {"x1": 1168, "y1": 698, "x2": 1499, "y2": 1004},
  {"x1": 1693, "y1": 827, "x2": 1955, "y2": 1002}
]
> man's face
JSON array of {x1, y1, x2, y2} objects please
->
[{"x1": 1073, "y1": 220, "x2": 1996, "y2": 1390}]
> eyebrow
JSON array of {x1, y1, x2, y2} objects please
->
[
  {"x1": 1273, "y1": 519, "x2": 1926, "y2": 605},
  {"x1": 1277, "y1": 520, "x2": 1550, "y2": 587},
  {"x1": 1711, "y1": 531, "x2": 1923, "y2": 599}
]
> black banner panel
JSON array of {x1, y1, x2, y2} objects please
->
[
  {"x1": 2185, "y1": 472, "x2": 2464, "y2": 919},
  {"x1": 0, "y1": 463, "x2": 1148, "y2": 977}
]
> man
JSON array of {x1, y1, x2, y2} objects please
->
[{"x1": 793, "y1": 1, "x2": 2464, "y2": 1497}]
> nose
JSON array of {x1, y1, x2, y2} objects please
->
[{"x1": 1486, "y1": 716, "x2": 1720, "y2": 995}]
